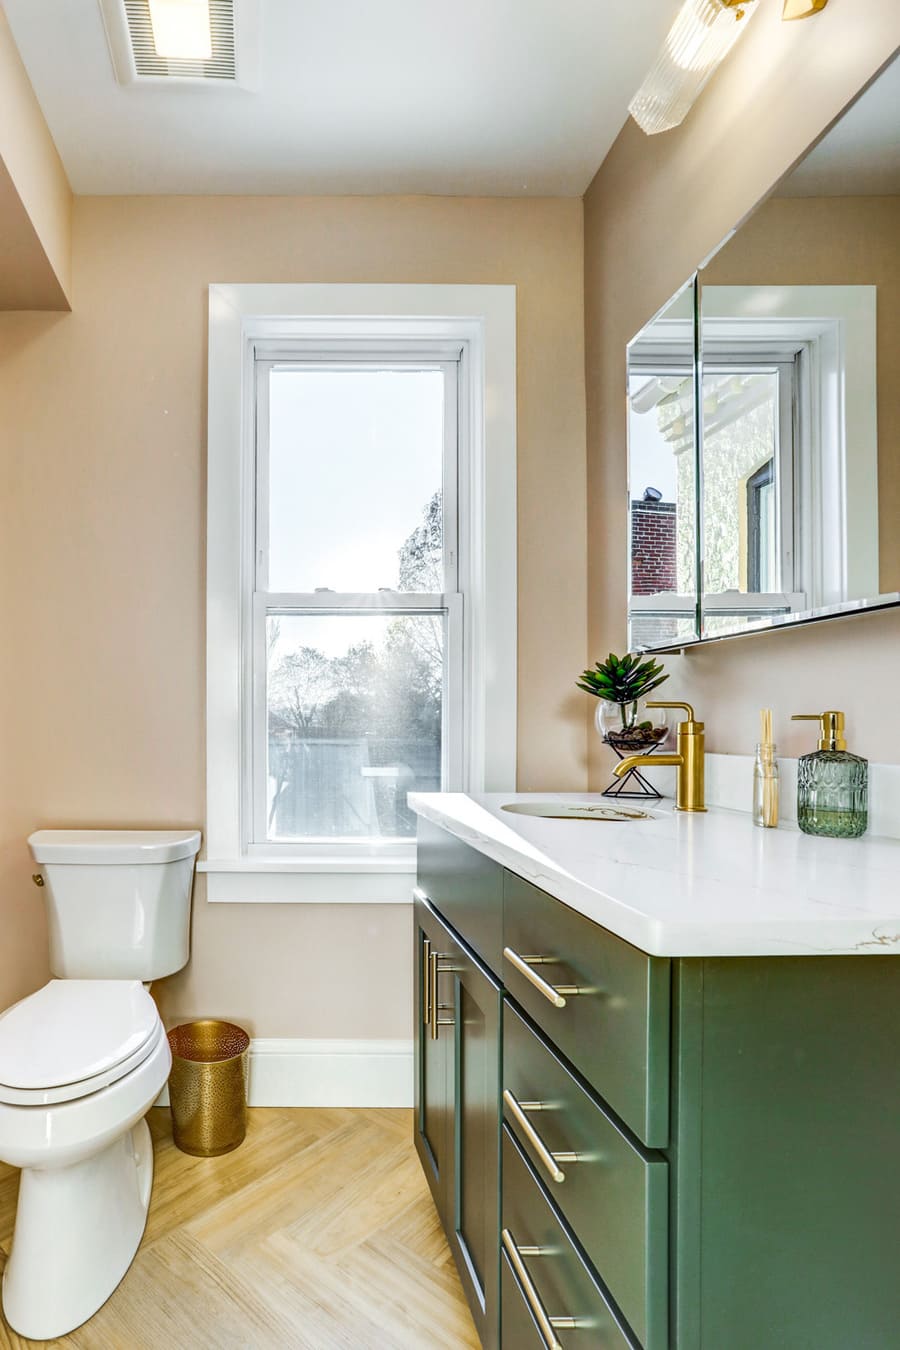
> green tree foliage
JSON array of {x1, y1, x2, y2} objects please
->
[{"x1": 267, "y1": 493, "x2": 443, "y2": 745}]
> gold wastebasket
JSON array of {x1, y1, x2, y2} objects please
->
[{"x1": 166, "y1": 1020, "x2": 250, "y2": 1157}]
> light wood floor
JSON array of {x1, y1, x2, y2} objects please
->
[{"x1": 0, "y1": 1108, "x2": 480, "y2": 1350}]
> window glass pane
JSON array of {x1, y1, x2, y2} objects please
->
[
  {"x1": 267, "y1": 369, "x2": 445, "y2": 592},
  {"x1": 701, "y1": 369, "x2": 786, "y2": 637},
  {"x1": 266, "y1": 613, "x2": 443, "y2": 841},
  {"x1": 627, "y1": 281, "x2": 700, "y2": 652}
]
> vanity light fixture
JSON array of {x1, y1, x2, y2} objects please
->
[
  {"x1": 782, "y1": 0, "x2": 830, "y2": 17},
  {"x1": 629, "y1": 0, "x2": 760, "y2": 135},
  {"x1": 146, "y1": 0, "x2": 212, "y2": 60}
]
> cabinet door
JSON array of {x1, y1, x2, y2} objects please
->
[
  {"x1": 414, "y1": 897, "x2": 453, "y2": 1226},
  {"x1": 414, "y1": 895, "x2": 502, "y2": 1350},
  {"x1": 446, "y1": 930, "x2": 502, "y2": 1350}
]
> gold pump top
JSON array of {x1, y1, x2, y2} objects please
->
[{"x1": 791, "y1": 710, "x2": 846, "y2": 752}]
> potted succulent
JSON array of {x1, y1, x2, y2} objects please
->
[{"x1": 577, "y1": 652, "x2": 670, "y2": 751}]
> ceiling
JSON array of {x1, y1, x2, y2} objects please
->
[
  {"x1": 779, "y1": 53, "x2": 900, "y2": 197},
  {"x1": 4, "y1": 0, "x2": 682, "y2": 197}
]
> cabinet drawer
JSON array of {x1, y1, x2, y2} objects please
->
[
  {"x1": 501, "y1": 1127, "x2": 635, "y2": 1350},
  {"x1": 417, "y1": 818, "x2": 504, "y2": 971},
  {"x1": 504, "y1": 1004, "x2": 667, "y2": 1350},
  {"x1": 503, "y1": 871, "x2": 670, "y2": 1146}
]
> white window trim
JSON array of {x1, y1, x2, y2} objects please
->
[{"x1": 203, "y1": 284, "x2": 517, "y2": 902}]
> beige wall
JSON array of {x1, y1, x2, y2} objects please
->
[
  {"x1": 584, "y1": 0, "x2": 900, "y2": 779},
  {"x1": 0, "y1": 194, "x2": 587, "y2": 1031},
  {"x1": 0, "y1": 7, "x2": 71, "y2": 309},
  {"x1": 704, "y1": 194, "x2": 900, "y2": 591}
]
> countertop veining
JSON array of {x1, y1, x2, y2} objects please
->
[{"x1": 409, "y1": 792, "x2": 900, "y2": 957}]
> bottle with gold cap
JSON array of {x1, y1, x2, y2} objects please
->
[{"x1": 791, "y1": 711, "x2": 868, "y2": 838}]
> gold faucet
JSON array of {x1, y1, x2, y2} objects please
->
[{"x1": 613, "y1": 700, "x2": 707, "y2": 812}]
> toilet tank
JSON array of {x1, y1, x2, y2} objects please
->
[{"x1": 27, "y1": 829, "x2": 201, "y2": 980}]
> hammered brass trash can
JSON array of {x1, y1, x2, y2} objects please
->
[{"x1": 167, "y1": 1020, "x2": 250, "y2": 1157}]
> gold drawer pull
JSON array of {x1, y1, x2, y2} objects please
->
[
  {"x1": 503, "y1": 947, "x2": 581, "y2": 1009},
  {"x1": 503, "y1": 1090, "x2": 581, "y2": 1184},
  {"x1": 429, "y1": 951, "x2": 458, "y2": 1040},
  {"x1": 502, "y1": 1228, "x2": 581, "y2": 1350}
]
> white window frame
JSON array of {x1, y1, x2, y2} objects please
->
[
  {"x1": 701, "y1": 287, "x2": 879, "y2": 611},
  {"x1": 202, "y1": 285, "x2": 517, "y2": 902}
]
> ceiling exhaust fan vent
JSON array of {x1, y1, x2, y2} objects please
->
[{"x1": 100, "y1": 0, "x2": 258, "y2": 87}]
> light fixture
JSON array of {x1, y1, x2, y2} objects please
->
[
  {"x1": 782, "y1": 0, "x2": 829, "y2": 17},
  {"x1": 147, "y1": 0, "x2": 212, "y2": 61},
  {"x1": 98, "y1": 0, "x2": 261, "y2": 87},
  {"x1": 629, "y1": 0, "x2": 760, "y2": 135}
]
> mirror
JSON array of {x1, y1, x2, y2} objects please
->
[
  {"x1": 627, "y1": 279, "x2": 700, "y2": 650},
  {"x1": 628, "y1": 53, "x2": 900, "y2": 651}
]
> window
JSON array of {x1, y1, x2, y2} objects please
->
[
  {"x1": 203, "y1": 285, "x2": 517, "y2": 902},
  {"x1": 251, "y1": 354, "x2": 462, "y2": 854}
]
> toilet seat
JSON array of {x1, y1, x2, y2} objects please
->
[{"x1": 0, "y1": 980, "x2": 161, "y2": 1106}]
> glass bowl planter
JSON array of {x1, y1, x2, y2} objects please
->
[{"x1": 595, "y1": 700, "x2": 670, "y2": 752}]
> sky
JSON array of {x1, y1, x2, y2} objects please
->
[{"x1": 266, "y1": 367, "x2": 446, "y2": 660}]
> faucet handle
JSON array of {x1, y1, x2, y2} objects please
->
[{"x1": 646, "y1": 699, "x2": 702, "y2": 729}]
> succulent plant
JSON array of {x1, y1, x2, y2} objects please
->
[
  {"x1": 577, "y1": 653, "x2": 669, "y2": 742},
  {"x1": 577, "y1": 652, "x2": 669, "y2": 705}
]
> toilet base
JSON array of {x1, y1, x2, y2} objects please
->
[{"x1": 2, "y1": 1118, "x2": 154, "y2": 1340}]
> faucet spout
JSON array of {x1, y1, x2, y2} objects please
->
[{"x1": 613, "y1": 752, "x2": 682, "y2": 778}]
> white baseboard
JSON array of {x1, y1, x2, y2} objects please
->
[{"x1": 155, "y1": 1037, "x2": 414, "y2": 1109}]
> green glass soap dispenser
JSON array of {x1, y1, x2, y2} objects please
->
[{"x1": 791, "y1": 710, "x2": 868, "y2": 838}]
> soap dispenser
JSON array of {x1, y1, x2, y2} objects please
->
[{"x1": 791, "y1": 711, "x2": 868, "y2": 838}]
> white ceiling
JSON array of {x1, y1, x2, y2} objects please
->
[
  {"x1": 4, "y1": 0, "x2": 683, "y2": 197},
  {"x1": 779, "y1": 54, "x2": 900, "y2": 197}
]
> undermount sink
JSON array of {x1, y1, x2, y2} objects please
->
[{"x1": 500, "y1": 801, "x2": 656, "y2": 822}]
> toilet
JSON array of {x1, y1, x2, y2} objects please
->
[{"x1": 0, "y1": 828, "x2": 200, "y2": 1341}]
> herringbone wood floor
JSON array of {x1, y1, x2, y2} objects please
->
[{"x1": 0, "y1": 1108, "x2": 480, "y2": 1350}]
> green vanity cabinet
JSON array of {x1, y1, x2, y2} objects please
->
[
  {"x1": 415, "y1": 824, "x2": 900, "y2": 1350},
  {"x1": 413, "y1": 892, "x2": 503, "y2": 1350}
]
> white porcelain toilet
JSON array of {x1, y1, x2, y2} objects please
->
[{"x1": 0, "y1": 828, "x2": 200, "y2": 1341}]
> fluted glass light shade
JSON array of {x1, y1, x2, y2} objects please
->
[{"x1": 629, "y1": 0, "x2": 760, "y2": 135}]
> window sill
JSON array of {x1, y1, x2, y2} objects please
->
[{"x1": 198, "y1": 857, "x2": 417, "y2": 904}]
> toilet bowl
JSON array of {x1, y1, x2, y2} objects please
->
[
  {"x1": 0, "y1": 980, "x2": 171, "y2": 1341},
  {"x1": 0, "y1": 827, "x2": 200, "y2": 1340}
]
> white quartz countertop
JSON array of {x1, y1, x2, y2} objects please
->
[{"x1": 408, "y1": 792, "x2": 900, "y2": 957}]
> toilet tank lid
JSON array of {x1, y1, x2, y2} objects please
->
[{"x1": 28, "y1": 829, "x2": 202, "y2": 865}]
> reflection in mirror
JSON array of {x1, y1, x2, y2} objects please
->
[
  {"x1": 698, "y1": 54, "x2": 900, "y2": 639},
  {"x1": 627, "y1": 280, "x2": 699, "y2": 650}
]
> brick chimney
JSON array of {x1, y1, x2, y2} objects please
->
[{"x1": 631, "y1": 498, "x2": 676, "y2": 594}]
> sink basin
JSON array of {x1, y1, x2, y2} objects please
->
[{"x1": 500, "y1": 801, "x2": 655, "y2": 822}]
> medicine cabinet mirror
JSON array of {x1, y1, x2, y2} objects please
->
[{"x1": 627, "y1": 53, "x2": 900, "y2": 652}]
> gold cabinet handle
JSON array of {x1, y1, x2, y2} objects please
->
[
  {"x1": 501, "y1": 1229, "x2": 581, "y2": 1350},
  {"x1": 503, "y1": 1090, "x2": 581, "y2": 1184},
  {"x1": 429, "y1": 951, "x2": 457, "y2": 1040},
  {"x1": 503, "y1": 948, "x2": 581, "y2": 1009},
  {"x1": 421, "y1": 935, "x2": 432, "y2": 1027}
]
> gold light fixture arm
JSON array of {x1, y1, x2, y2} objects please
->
[{"x1": 782, "y1": 0, "x2": 829, "y2": 19}]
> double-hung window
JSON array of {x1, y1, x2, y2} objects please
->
[
  {"x1": 251, "y1": 348, "x2": 462, "y2": 856},
  {"x1": 203, "y1": 285, "x2": 517, "y2": 901}
]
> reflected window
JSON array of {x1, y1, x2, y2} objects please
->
[{"x1": 627, "y1": 284, "x2": 699, "y2": 651}]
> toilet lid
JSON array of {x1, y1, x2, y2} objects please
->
[
  {"x1": 0, "y1": 980, "x2": 159, "y2": 1092},
  {"x1": 0, "y1": 1019, "x2": 165, "y2": 1106}
]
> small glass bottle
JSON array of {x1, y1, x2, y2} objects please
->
[
  {"x1": 791, "y1": 711, "x2": 868, "y2": 839},
  {"x1": 753, "y1": 743, "x2": 779, "y2": 828}
]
